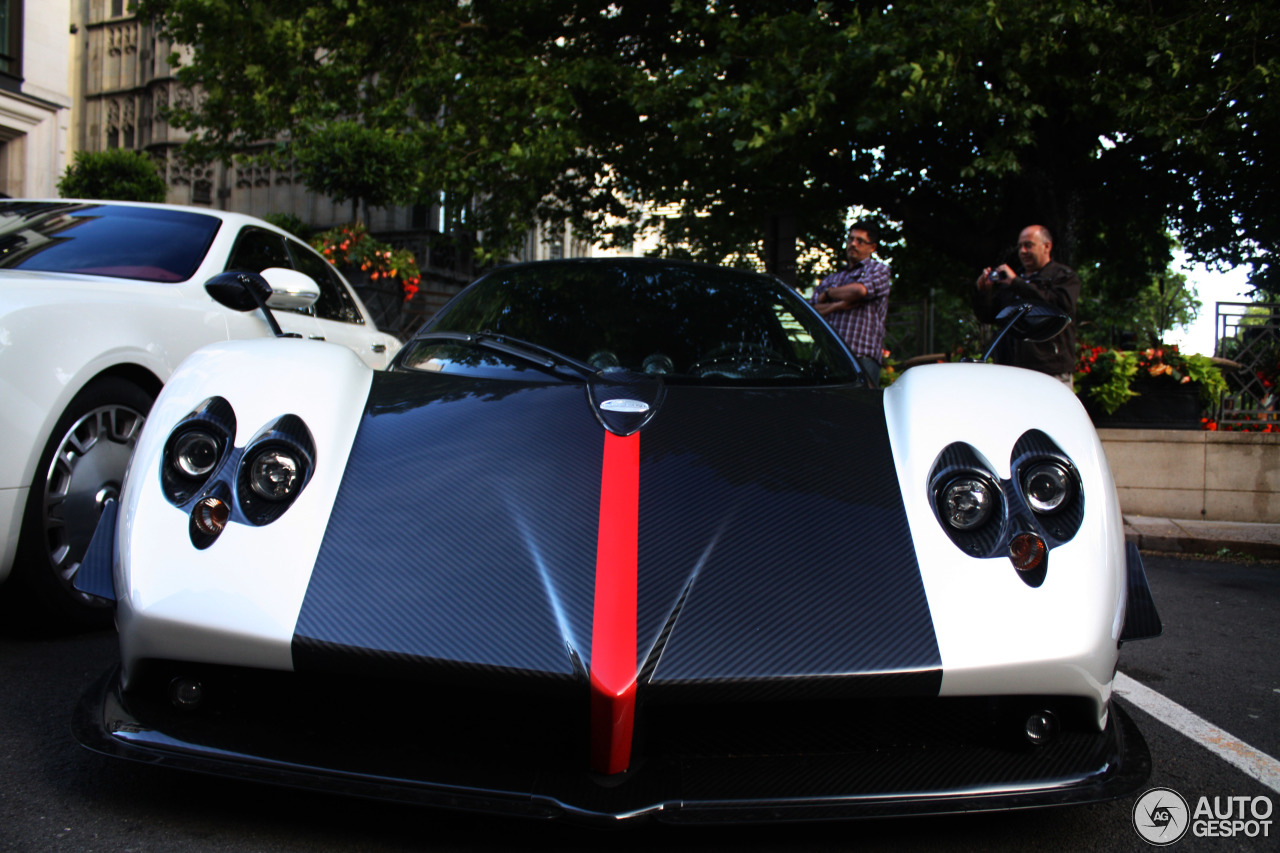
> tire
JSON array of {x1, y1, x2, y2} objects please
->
[{"x1": 9, "y1": 377, "x2": 153, "y2": 629}]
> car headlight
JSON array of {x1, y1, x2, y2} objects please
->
[
  {"x1": 236, "y1": 414, "x2": 315, "y2": 526},
  {"x1": 941, "y1": 476, "x2": 996, "y2": 530},
  {"x1": 929, "y1": 443, "x2": 1008, "y2": 559},
  {"x1": 1011, "y1": 430, "x2": 1085, "y2": 546},
  {"x1": 173, "y1": 430, "x2": 221, "y2": 478},
  {"x1": 161, "y1": 397, "x2": 236, "y2": 506},
  {"x1": 247, "y1": 449, "x2": 302, "y2": 500},
  {"x1": 1022, "y1": 462, "x2": 1072, "y2": 514},
  {"x1": 929, "y1": 433, "x2": 1083, "y2": 584}
]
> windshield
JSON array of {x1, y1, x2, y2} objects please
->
[
  {"x1": 397, "y1": 260, "x2": 858, "y2": 385},
  {"x1": 0, "y1": 202, "x2": 221, "y2": 283}
]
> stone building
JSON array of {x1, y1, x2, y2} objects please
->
[{"x1": 1, "y1": 0, "x2": 72, "y2": 198}]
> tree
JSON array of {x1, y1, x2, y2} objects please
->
[
  {"x1": 288, "y1": 121, "x2": 423, "y2": 222},
  {"x1": 1078, "y1": 268, "x2": 1202, "y2": 348},
  {"x1": 138, "y1": 0, "x2": 1277, "y2": 305},
  {"x1": 57, "y1": 149, "x2": 168, "y2": 202},
  {"x1": 139, "y1": 0, "x2": 602, "y2": 263},
  {"x1": 603, "y1": 0, "x2": 1277, "y2": 305}
]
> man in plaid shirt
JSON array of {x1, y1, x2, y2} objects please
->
[{"x1": 811, "y1": 221, "x2": 892, "y2": 387}]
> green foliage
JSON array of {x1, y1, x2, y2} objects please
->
[
  {"x1": 1079, "y1": 349, "x2": 1141, "y2": 413},
  {"x1": 57, "y1": 149, "x2": 168, "y2": 203},
  {"x1": 138, "y1": 0, "x2": 1278, "y2": 301},
  {"x1": 1181, "y1": 353, "x2": 1232, "y2": 402},
  {"x1": 288, "y1": 121, "x2": 423, "y2": 219},
  {"x1": 1076, "y1": 345, "x2": 1228, "y2": 415},
  {"x1": 1077, "y1": 267, "x2": 1202, "y2": 349},
  {"x1": 263, "y1": 212, "x2": 311, "y2": 240}
]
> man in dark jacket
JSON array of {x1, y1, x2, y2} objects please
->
[{"x1": 972, "y1": 224, "x2": 1080, "y2": 386}]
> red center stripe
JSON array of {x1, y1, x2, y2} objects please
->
[{"x1": 589, "y1": 430, "x2": 640, "y2": 775}]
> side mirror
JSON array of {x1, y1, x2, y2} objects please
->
[
  {"x1": 205, "y1": 268, "x2": 319, "y2": 312},
  {"x1": 1003, "y1": 302, "x2": 1071, "y2": 342},
  {"x1": 204, "y1": 269, "x2": 314, "y2": 339},
  {"x1": 205, "y1": 270, "x2": 272, "y2": 313},
  {"x1": 260, "y1": 267, "x2": 320, "y2": 310},
  {"x1": 980, "y1": 302, "x2": 1072, "y2": 363}
]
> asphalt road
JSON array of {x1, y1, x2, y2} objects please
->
[{"x1": 1, "y1": 553, "x2": 1276, "y2": 852}]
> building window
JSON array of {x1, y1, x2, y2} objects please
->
[{"x1": 0, "y1": 0, "x2": 22, "y2": 86}]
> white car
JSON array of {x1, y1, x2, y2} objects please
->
[{"x1": 0, "y1": 200, "x2": 402, "y2": 626}]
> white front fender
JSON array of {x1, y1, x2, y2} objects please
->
[
  {"x1": 115, "y1": 339, "x2": 374, "y2": 684},
  {"x1": 883, "y1": 363, "x2": 1126, "y2": 726}
]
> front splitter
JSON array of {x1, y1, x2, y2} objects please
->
[{"x1": 73, "y1": 664, "x2": 1152, "y2": 825}]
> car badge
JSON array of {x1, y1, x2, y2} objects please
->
[{"x1": 599, "y1": 399, "x2": 650, "y2": 414}]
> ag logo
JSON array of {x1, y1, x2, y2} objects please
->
[
  {"x1": 1133, "y1": 787, "x2": 1191, "y2": 845},
  {"x1": 599, "y1": 399, "x2": 650, "y2": 413}
]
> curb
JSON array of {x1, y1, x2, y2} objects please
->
[{"x1": 1123, "y1": 517, "x2": 1280, "y2": 561}]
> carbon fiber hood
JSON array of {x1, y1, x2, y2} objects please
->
[{"x1": 293, "y1": 371, "x2": 940, "y2": 696}]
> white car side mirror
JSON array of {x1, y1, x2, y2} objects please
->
[{"x1": 259, "y1": 267, "x2": 320, "y2": 310}]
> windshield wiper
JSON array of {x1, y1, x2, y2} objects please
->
[{"x1": 416, "y1": 331, "x2": 599, "y2": 378}]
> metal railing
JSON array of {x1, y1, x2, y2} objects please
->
[{"x1": 1214, "y1": 301, "x2": 1280, "y2": 429}]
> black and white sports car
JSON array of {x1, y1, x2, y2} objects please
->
[{"x1": 74, "y1": 258, "x2": 1161, "y2": 824}]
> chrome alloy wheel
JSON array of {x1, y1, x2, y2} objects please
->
[{"x1": 38, "y1": 403, "x2": 146, "y2": 595}]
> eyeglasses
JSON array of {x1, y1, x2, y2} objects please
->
[{"x1": 848, "y1": 236, "x2": 873, "y2": 246}]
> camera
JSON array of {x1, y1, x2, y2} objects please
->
[{"x1": 988, "y1": 269, "x2": 1008, "y2": 283}]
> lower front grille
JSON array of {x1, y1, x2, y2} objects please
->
[{"x1": 77, "y1": 663, "x2": 1147, "y2": 823}]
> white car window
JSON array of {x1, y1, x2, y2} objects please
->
[
  {"x1": 285, "y1": 238, "x2": 366, "y2": 325},
  {"x1": 225, "y1": 226, "x2": 291, "y2": 275},
  {"x1": 0, "y1": 202, "x2": 221, "y2": 282}
]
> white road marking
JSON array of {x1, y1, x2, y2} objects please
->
[{"x1": 1116, "y1": 671, "x2": 1280, "y2": 794}]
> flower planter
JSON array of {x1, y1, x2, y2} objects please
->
[
  {"x1": 313, "y1": 223, "x2": 422, "y2": 339},
  {"x1": 341, "y1": 265, "x2": 412, "y2": 337},
  {"x1": 1081, "y1": 377, "x2": 1203, "y2": 430}
]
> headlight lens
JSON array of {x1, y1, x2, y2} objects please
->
[
  {"x1": 248, "y1": 449, "x2": 301, "y2": 500},
  {"x1": 161, "y1": 397, "x2": 237, "y2": 508},
  {"x1": 1023, "y1": 462, "x2": 1072, "y2": 513},
  {"x1": 942, "y1": 477, "x2": 995, "y2": 530},
  {"x1": 173, "y1": 430, "x2": 221, "y2": 478}
]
